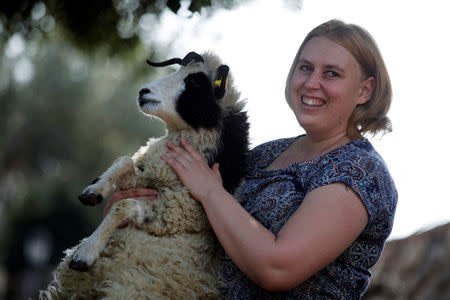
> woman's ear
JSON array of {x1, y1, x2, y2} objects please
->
[{"x1": 357, "y1": 76, "x2": 375, "y2": 105}]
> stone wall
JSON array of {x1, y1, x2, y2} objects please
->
[{"x1": 365, "y1": 222, "x2": 450, "y2": 300}]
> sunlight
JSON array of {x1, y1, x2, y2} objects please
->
[
  {"x1": 31, "y1": 2, "x2": 47, "y2": 21},
  {"x1": 5, "y1": 33, "x2": 25, "y2": 59},
  {"x1": 13, "y1": 57, "x2": 34, "y2": 85},
  {"x1": 149, "y1": 0, "x2": 450, "y2": 240}
]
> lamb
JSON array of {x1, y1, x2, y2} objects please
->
[{"x1": 40, "y1": 51, "x2": 249, "y2": 299}]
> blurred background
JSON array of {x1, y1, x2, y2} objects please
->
[
  {"x1": 0, "y1": 0, "x2": 224, "y2": 298},
  {"x1": 0, "y1": 0, "x2": 448, "y2": 299}
]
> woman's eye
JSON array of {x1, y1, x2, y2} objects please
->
[
  {"x1": 325, "y1": 70, "x2": 340, "y2": 78},
  {"x1": 299, "y1": 65, "x2": 312, "y2": 72}
]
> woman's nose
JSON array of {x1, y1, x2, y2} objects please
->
[{"x1": 304, "y1": 72, "x2": 321, "y2": 89}]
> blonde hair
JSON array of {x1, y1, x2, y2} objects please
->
[{"x1": 285, "y1": 19, "x2": 392, "y2": 139}]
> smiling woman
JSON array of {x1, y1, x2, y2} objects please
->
[
  {"x1": 285, "y1": 19, "x2": 392, "y2": 141},
  {"x1": 158, "y1": 19, "x2": 398, "y2": 299},
  {"x1": 287, "y1": 37, "x2": 374, "y2": 142}
]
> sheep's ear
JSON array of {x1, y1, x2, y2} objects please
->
[{"x1": 213, "y1": 65, "x2": 230, "y2": 100}]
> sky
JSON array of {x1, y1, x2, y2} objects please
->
[{"x1": 143, "y1": 0, "x2": 450, "y2": 239}]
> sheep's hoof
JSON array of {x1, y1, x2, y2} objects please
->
[
  {"x1": 78, "y1": 193, "x2": 103, "y2": 206},
  {"x1": 69, "y1": 259, "x2": 90, "y2": 272}
]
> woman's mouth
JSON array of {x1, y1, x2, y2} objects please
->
[{"x1": 301, "y1": 96, "x2": 325, "y2": 107}]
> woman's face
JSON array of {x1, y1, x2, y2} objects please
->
[{"x1": 289, "y1": 36, "x2": 373, "y2": 138}]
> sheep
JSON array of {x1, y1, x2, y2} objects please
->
[{"x1": 39, "y1": 51, "x2": 249, "y2": 299}]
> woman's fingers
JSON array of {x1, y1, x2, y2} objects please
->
[
  {"x1": 114, "y1": 188, "x2": 157, "y2": 199},
  {"x1": 103, "y1": 188, "x2": 158, "y2": 217},
  {"x1": 166, "y1": 139, "x2": 205, "y2": 164},
  {"x1": 166, "y1": 142, "x2": 195, "y2": 168},
  {"x1": 180, "y1": 138, "x2": 204, "y2": 160},
  {"x1": 161, "y1": 153, "x2": 186, "y2": 174},
  {"x1": 162, "y1": 140, "x2": 225, "y2": 202}
]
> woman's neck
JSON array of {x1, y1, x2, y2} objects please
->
[
  {"x1": 265, "y1": 132, "x2": 351, "y2": 170},
  {"x1": 300, "y1": 131, "x2": 351, "y2": 158}
]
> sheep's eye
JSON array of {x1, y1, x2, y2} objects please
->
[{"x1": 186, "y1": 76, "x2": 200, "y2": 86}]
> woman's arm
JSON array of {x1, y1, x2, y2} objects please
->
[
  {"x1": 104, "y1": 188, "x2": 158, "y2": 216},
  {"x1": 163, "y1": 139, "x2": 369, "y2": 291},
  {"x1": 104, "y1": 188, "x2": 158, "y2": 228}
]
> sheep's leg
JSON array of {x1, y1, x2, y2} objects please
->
[
  {"x1": 69, "y1": 198, "x2": 156, "y2": 271},
  {"x1": 78, "y1": 156, "x2": 137, "y2": 206}
]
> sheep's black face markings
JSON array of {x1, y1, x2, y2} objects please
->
[
  {"x1": 138, "y1": 88, "x2": 159, "y2": 107},
  {"x1": 217, "y1": 109, "x2": 250, "y2": 194},
  {"x1": 176, "y1": 72, "x2": 222, "y2": 129}
]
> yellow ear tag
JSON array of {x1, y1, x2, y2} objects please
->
[{"x1": 214, "y1": 79, "x2": 222, "y2": 87}]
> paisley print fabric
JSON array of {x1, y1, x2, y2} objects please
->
[{"x1": 220, "y1": 136, "x2": 397, "y2": 299}]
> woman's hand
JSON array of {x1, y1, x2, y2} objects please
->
[
  {"x1": 161, "y1": 138, "x2": 224, "y2": 203},
  {"x1": 104, "y1": 188, "x2": 158, "y2": 227}
]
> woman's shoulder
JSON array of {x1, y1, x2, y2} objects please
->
[
  {"x1": 296, "y1": 138, "x2": 391, "y2": 182},
  {"x1": 326, "y1": 139, "x2": 397, "y2": 233},
  {"x1": 325, "y1": 138, "x2": 396, "y2": 194},
  {"x1": 327, "y1": 138, "x2": 389, "y2": 172}
]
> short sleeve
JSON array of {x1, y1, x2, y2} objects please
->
[
  {"x1": 221, "y1": 138, "x2": 397, "y2": 299},
  {"x1": 307, "y1": 145, "x2": 397, "y2": 240}
]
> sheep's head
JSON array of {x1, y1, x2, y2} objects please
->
[{"x1": 138, "y1": 51, "x2": 232, "y2": 131}]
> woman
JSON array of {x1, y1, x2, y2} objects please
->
[{"x1": 106, "y1": 19, "x2": 397, "y2": 299}]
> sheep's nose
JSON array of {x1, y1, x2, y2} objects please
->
[{"x1": 139, "y1": 88, "x2": 150, "y2": 96}]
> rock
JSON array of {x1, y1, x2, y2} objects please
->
[{"x1": 365, "y1": 222, "x2": 450, "y2": 300}]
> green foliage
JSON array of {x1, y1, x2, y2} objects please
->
[
  {"x1": 0, "y1": 0, "x2": 243, "y2": 56},
  {"x1": 0, "y1": 38, "x2": 166, "y2": 297},
  {"x1": 0, "y1": 0, "x2": 260, "y2": 297}
]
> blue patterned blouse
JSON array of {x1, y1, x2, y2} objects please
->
[{"x1": 220, "y1": 136, "x2": 397, "y2": 299}]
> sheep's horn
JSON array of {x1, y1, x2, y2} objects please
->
[
  {"x1": 146, "y1": 51, "x2": 204, "y2": 67},
  {"x1": 146, "y1": 57, "x2": 182, "y2": 67},
  {"x1": 180, "y1": 52, "x2": 204, "y2": 65}
]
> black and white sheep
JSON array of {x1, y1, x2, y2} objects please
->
[{"x1": 40, "y1": 51, "x2": 249, "y2": 299}]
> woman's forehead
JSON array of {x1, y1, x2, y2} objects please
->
[{"x1": 299, "y1": 37, "x2": 358, "y2": 71}]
